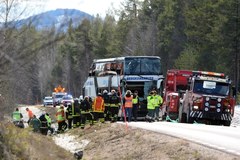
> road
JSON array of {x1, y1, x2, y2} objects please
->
[
  {"x1": 123, "y1": 119, "x2": 240, "y2": 156},
  {"x1": 19, "y1": 105, "x2": 240, "y2": 156}
]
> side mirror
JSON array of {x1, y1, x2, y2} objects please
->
[
  {"x1": 120, "y1": 79, "x2": 126, "y2": 87},
  {"x1": 157, "y1": 79, "x2": 163, "y2": 89}
]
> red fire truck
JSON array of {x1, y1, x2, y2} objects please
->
[
  {"x1": 178, "y1": 71, "x2": 236, "y2": 126},
  {"x1": 162, "y1": 69, "x2": 193, "y2": 120}
]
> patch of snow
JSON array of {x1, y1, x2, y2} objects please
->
[
  {"x1": 18, "y1": 105, "x2": 90, "y2": 153},
  {"x1": 19, "y1": 105, "x2": 45, "y2": 122},
  {"x1": 53, "y1": 134, "x2": 90, "y2": 153},
  {"x1": 231, "y1": 105, "x2": 240, "y2": 127}
]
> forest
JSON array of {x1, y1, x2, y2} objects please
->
[{"x1": 0, "y1": 0, "x2": 239, "y2": 117}]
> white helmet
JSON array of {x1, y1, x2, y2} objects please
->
[{"x1": 103, "y1": 90, "x2": 108, "y2": 94}]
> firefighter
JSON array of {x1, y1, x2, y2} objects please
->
[
  {"x1": 56, "y1": 106, "x2": 67, "y2": 133},
  {"x1": 92, "y1": 93, "x2": 105, "y2": 124},
  {"x1": 153, "y1": 90, "x2": 163, "y2": 121},
  {"x1": 66, "y1": 103, "x2": 73, "y2": 129},
  {"x1": 102, "y1": 90, "x2": 110, "y2": 121},
  {"x1": 80, "y1": 96, "x2": 94, "y2": 129},
  {"x1": 123, "y1": 90, "x2": 133, "y2": 122},
  {"x1": 39, "y1": 113, "x2": 48, "y2": 135},
  {"x1": 72, "y1": 99, "x2": 81, "y2": 128},
  {"x1": 132, "y1": 90, "x2": 140, "y2": 121},
  {"x1": 146, "y1": 91, "x2": 155, "y2": 122},
  {"x1": 109, "y1": 89, "x2": 121, "y2": 122},
  {"x1": 12, "y1": 108, "x2": 24, "y2": 128}
]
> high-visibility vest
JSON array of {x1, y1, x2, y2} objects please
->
[
  {"x1": 124, "y1": 96, "x2": 133, "y2": 108},
  {"x1": 93, "y1": 96, "x2": 104, "y2": 112},
  {"x1": 12, "y1": 111, "x2": 21, "y2": 121},
  {"x1": 147, "y1": 95, "x2": 155, "y2": 109},
  {"x1": 56, "y1": 109, "x2": 65, "y2": 122},
  {"x1": 45, "y1": 115, "x2": 52, "y2": 127},
  {"x1": 154, "y1": 95, "x2": 163, "y2": 106},
  {"x1": 132, "y1": 96, "x2": 138, "y2": 104}
]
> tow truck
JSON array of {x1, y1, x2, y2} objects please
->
[{"x1": 178, "y1": 71, "x2": 236, "y2": 126}]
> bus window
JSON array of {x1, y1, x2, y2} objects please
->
[{"x1": 124, "y1": 57, "x2": 161, "y2": 75}]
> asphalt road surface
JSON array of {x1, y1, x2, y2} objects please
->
[{"x1": 122, "y1": 121, "x2": 240, "y2": 156}]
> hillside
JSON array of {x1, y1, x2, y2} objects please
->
[{"x1": 15, "y1": 9, "x2": 93, "y2": 31}]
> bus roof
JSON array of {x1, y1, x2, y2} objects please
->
[{"x1": 93, "y1": 56, "x2": 161, "y2": 63}]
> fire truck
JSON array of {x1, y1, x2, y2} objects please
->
[
  {"x1": 162, "y1": 69, "x2": 193, "y2": 120},
  {"x1": 178, "y1": 71, "x2": 236, "y2": 126},
  {"x1": 52, "y1": 85, "x2": 67, "y2": 107}
]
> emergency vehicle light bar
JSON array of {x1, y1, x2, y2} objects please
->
[{"x1": 192, "y1": 71, "x2": 225, "y2": 78}]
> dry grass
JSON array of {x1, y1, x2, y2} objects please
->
[
  {"x1": 0, "y1": 120, "x2": 74, "y2": 160},
  {"x1": 66, "y1": 123, "x2": 239, "y2": 160}
]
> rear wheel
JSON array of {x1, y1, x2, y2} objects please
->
[{"x1": 223, "y1": 120, "x2": 231, "y2": 126}]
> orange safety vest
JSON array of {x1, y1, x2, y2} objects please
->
[
  {"x1": 93, "y1": 96, "x2": 105, "y2": 112},
  {"x1": 124, "y1": 96, "x2": 133, "y2": 108},
  {"x1": 28, "y1": 110, "x2": 34, "y2": 118}
]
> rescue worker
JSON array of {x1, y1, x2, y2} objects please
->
[
  {"x1": 56, "y1": 105, "x2": 67, "y2": 133},
  {"x1": 26, "y1": 107, "x2": 34, "y2": 124},
  {"x1": 146, "y1": 91, "x2": 155, "y2": 122},
  {"x1": 153, "y1": 90, "x2": 163, "y2": 121},
  {"x1": 29, "y1": 115, "x2": 41, "y2": 132},
  {"x1": 80, "y1": 96, "x2": 93, "y2": 129},
  {"x1": 123, "y1": 90, "x2": 133, "y2": 122},
  {"x1": 109, "y1": 89, "x2": 121, "y2": 122},
  {"x1": 132, "y1": 90, "x2": 140, "y2": 121},
  {"x1": 39, "y1": 113, "x2": 48, "y2": 135},
  {"x1": 66, "y1": 103, "x2": 73, "y2": 129},
  {"x1": 92, "y1": 93, "x2": 105, "y2": 124},
  {"x1": 102, "y1": 90, "x2": 110, "y2": 121},
  {"x1": 12, "y1": 108, "x2": 24, "y2": 128},
  {"x1": 45, "y1": 113, "x2": 54, "y2": 134},
  {"x1": 72, "y1": 99, "x2": 81, "y2": 128}
]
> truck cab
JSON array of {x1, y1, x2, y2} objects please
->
[{"x1": 179, "y1": 71, "x2": 236, "y2": 126}]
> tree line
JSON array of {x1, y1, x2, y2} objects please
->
[{"x1": 0, "y1": 0, "x2": 239, "y2": 117}]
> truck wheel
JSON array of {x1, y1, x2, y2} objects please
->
[
  {"x1": 223, "y1": 120, "x2": 231, "y2": 126},
  {"x1": 187, "y1": 117, "x2": 194, "y2": 123},
  {"x1": 181, "y1": 113, "x2": 187, "y2": 123},
  {"x1": 178, "y1": 103, "x2": 187, "y2": 123}
]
